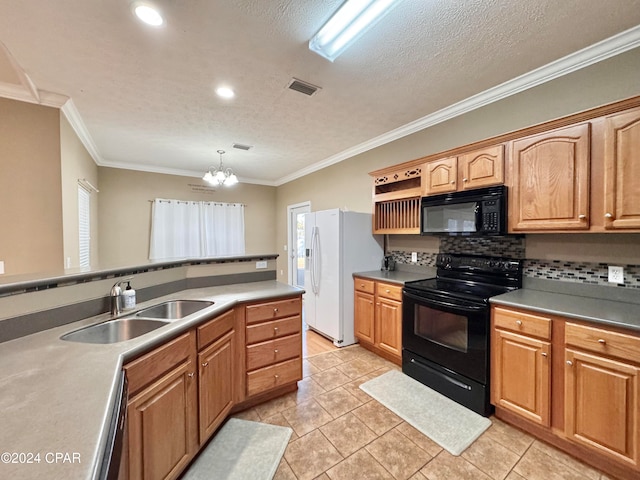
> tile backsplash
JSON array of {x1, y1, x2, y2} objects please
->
[{"x1": 389, "y1": 235, "x2": 640, "y2": 289}]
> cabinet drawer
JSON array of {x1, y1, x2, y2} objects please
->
[
  {"x1": 246, "y1": 333, "x2": 301, "y2": 371},
  {"x1": 565, "y1": 322, "x2": 640, "y2": 364},
  {"x1": 376, "y1": 282, "x2": 402, "y2": 301},
  {"x1": 197, "y1": 309, "x2": 235, "y2": 350},
  {"x1": 246, "y1": 297, "x2": 302, "y2": 325},
  {"x1": 124, "y1": 331, "x2": 195, "y2": 396},
  {"x1": 354, "y1": 277, "x2": 375, "y2": 294},
  {"x1": 246, "y1": 357, "x2": 302, "y2": 397},
  {"x1": 246, "y1": 315, "x2": 301, "y2": 344},
  {"x1": 493, "y1": 307, "x2": 551, "y2": 340}
]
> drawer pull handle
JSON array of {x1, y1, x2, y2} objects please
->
[
  {"x1": 598, "y1": 338, "x2": 606, "y2": 344},
  {"x1": 541, "y1": 352, "x2": 548, "y2": 357},
  {"x1": 566, "y1": 360, "x2": 573, "y2": 366},
  {"x1": 515, "y1": 320, "x2": 522, "y2": 326},
  {"x1": 202, "y1": 362, "x2": 209, "y2": 367}
]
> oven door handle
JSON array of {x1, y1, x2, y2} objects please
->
[{"x1": 403, "y1": 291, "x2": 486, "y2": 312}]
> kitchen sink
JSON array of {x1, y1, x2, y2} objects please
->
[
  {"x1": 61, "y1": 318, "x2": 169, "y2": 344},
  {"x1": 134, "y1": 300, "x2": 214, "y2": 320}
]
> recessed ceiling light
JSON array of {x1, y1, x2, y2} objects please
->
[
  {"x1": 132, "y1": 2, "x2": 164, "y2": 27},
  {"x1": 216, "y1": 87, "x2": 235, "y2": 99}
]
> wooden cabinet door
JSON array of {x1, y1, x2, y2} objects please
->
[
  {"x1": 198, "y1": 330, "x2": 234, "y2": 443},
  {"x1": 354, "y1": 290, "x2": 375, "y2": 344},
  {"x1": 127, "y1": 359, "x2": 198, "y2": 480},
  {"x1": 604, "y1": 106, "x2": 640, "y2": 229},
  {"x1": 565, "y1": 349, "x2": 639, "y2": 467},
  {"x1": 492, "y1": 329, "x2": 551, "y2": 426},
  {"x1": 510, "y1": 123, "x2": 590, "y2": 231},
  {"x1": 423, "y1": 157, "x2": 457, "y2": 195},
  {"x1": 459, "y1": 145, "x2": 504, "y2": 190},
  {"x1": 376, "y1": 297, "x2": 402, "y2": 358}
]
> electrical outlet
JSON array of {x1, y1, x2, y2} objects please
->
[
  {"x1": 256, "y1": 261, "x2": 268, "y2": 269},
  {"x1": 411, "y1": 252, "x2": 418, "y2": 263},
  {"x1": 608, "y1": 266, "x2": 624, "y2": 284},
  {"x1": 0, "y1": 260, "x2": 4, "y2": 275}
]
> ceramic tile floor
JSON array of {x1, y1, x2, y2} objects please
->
[{"x1": 232, "y1": 345, "x2": 614, "y2": 480}]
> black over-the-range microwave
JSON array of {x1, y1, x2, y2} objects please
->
[{"x1": 421, "y1": 185, "x2": 507, "y2": 236}]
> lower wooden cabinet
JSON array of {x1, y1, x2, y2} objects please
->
[
  {"x1": 491, "y1": 306, "x2": 640, "y2": 480},
  {"x1": 196, "y1": 309, "x2": 237, "y2": 443},
  {"x1": 123, "y1": 332, "x2": 199, "y2": 480},
  {"x1": 120, "y1": 293, "x2": 303, "y2": 480},
  {"x1": 244, "y1": 296, "x2": 303, "y2": 398},
  {"x1": 354, "y1": 277, "x2": 402, "y2": 364}
]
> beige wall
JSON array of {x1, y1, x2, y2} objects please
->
[
  {"x1": 60, "y1": 114, "x2": 99, "y2": 269},
  {"x1": 275, "y1": 47, "x2": 640, "y2": 281},
  {"x1": 98, "y1": 167, "x2": 277, "y2": 267},
  {"x1": 0, "y1": 98, "x2": 63, "y2": 275}
]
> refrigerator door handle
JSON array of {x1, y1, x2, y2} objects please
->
[{"x1": 311, "y1": 226, "x2": 320, "y2": 294}]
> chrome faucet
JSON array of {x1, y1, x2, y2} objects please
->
[{"x1": 110, "y1": 281, "x2": 125, "y2": 316}]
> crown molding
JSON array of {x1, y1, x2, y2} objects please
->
[
  {"x1": 98, "y1": 159, "x2": 278, "y2": 186},
  {"x1": 275, "y1": 24, "x2": 640, "y2": 186},
  {"x1": 60, "y1": 99, "x2": 104, "y2": 164}
]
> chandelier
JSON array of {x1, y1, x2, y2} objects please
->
[{"x1": 202, "y1": 149, "x2": 238, "y2": 186}]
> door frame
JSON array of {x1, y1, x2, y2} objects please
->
[{"x1": 286, "y1": 201, "x2": 311, "y2": 286}]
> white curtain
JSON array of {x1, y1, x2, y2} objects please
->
[{"x1": 149, "y1": 199, "x2": 245, "y2": 260}]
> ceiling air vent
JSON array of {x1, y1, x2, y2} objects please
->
[
  {"x1": 232, "y1": 143, "x2": 253, "y2": 151},
  {"x1": 287, "y1": 78, "x2": 321, "y2": 96}
]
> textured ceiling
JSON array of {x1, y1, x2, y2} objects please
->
[{"x1": 0, "y1": 0, "x2": 639, "y2": 185}]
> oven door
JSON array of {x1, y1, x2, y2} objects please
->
[{"x1": 402, "y1": 288, "x2": 489, "y2": 384}]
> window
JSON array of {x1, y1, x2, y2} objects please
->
[
  {"x1": 149, "y1": 199, "x2": 245, "y2": 260},
  {"x1": 78, "y1": 186, "x2": 91, "y2": 268}
]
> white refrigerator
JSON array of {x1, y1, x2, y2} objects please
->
[{"x1": 304, "y1": 209, "x2": 383, "y2": 347}]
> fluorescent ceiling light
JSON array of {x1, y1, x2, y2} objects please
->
[
  {"x1": 132, "y1": 3, "x2": 164, "y2": 27},
  {"x1": 309, "y1": 0, "x2": 403, "y2": 62}
]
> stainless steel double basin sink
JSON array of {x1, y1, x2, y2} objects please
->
[{"x1": 61, "y1": 300, "x2": 214, "y2": 344}]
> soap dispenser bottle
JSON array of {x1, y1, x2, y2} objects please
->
[{"x1": 123, "y1": 281, "x2": 136, "y2": 310}]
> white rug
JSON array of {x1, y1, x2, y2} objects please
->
[
  {"x1": 360, "y1": 370, "x2": 491, "y2": 456},
  {"x1": 181, "y1": 418, "x2": 292, "y2": 480}
]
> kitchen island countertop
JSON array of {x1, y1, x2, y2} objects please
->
[{"x1": 0, "y1": 280, "x2": 302, "y2": 480}]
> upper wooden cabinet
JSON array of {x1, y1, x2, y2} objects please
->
[
  {"x1": 423, "y1": 145, "x2": 504, "y2": 196},
  {"x1": 509, "y1": 123, "x2": 591, "y2": 231},
  {"x1": 371, "y1": 165, "x2": 423, "y2": 234},
  {"x1": 604, "y1": 106, "x2": 640, "y2": 230}
]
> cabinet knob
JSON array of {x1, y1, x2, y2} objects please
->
[
  {"x1": 541, "y1": 352, "x2": 548, "y2": 357},
  {"x1": 188, "y1": 372, "x2": 195, "y2": 378},
  {"x1": 274, "y1": 327, "x2": 279, "y2": 333},
  {"x1": 360, "y1": 284, "x2": 365, "y2": 288},
  {"x1": 385, "y1": 289, "x2": 390, "y2": 293},
  {"x1": 462, "y1": 178, "x2": 468, "y2": 182},
  {"x1": 605, "y1": 213, "x2": 613, "y2": 218},
  {"x1": 598, "y1": 338, "x2": 606, "y2": 344},
  {"x1": 274, "y1": 374, "x2": 279, "y2": 380},
  {"x1": 578, "y1": 214, "x2": 586, "y2": 219},
  {"x1": 515, "y1": 320, "x2": 522, "y2": 326},
  {"x1": 450, "y1": 180, "x2": 456, "y2": 184},
  {"x1": 566, "y1": 360, "x2": 573, "y2": 366},
  {"x1": 274, "y1": 349, "x2": 279, "y2": 354},
  {"x1": 202, "y1": 362, "x2": 209, "y2": 367},
  {"x1": 274, "y1": 308, "x2": 279, "y2": 313}
]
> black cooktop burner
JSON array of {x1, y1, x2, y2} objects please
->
[
  {"x1": 404, "y1": 253, "x2": 523, "y2": 302},
  {"x1": 404, "y1": 277, "x2": 515, "y2": 301}
]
